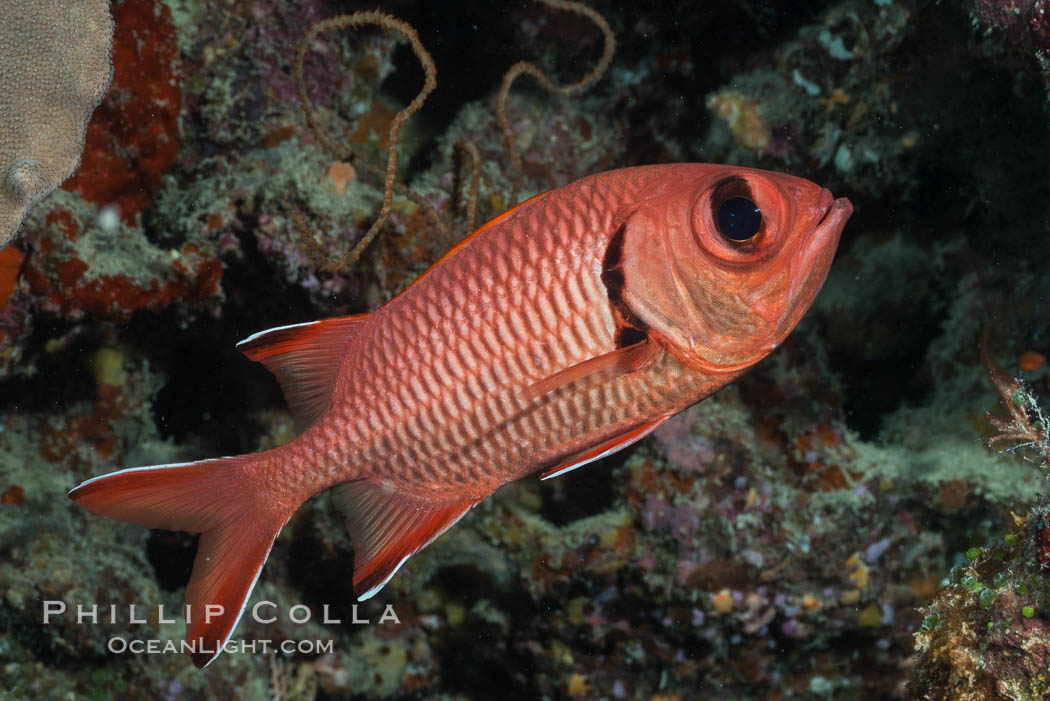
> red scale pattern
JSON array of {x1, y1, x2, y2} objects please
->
[{"x1": 290, "y1": 167, "x2": 710, "y2": 502}]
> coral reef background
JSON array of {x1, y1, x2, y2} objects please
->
[{"x1": 2, "y1": 0, "x2": 1050, "y2": 699}]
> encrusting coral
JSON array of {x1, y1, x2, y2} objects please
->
[
  {"x1": 0, "y1": 0, "x2": 113, "y2": 247},
  {"x1": 910, "y1": 329, "x2": 1050, "y2": 700}
]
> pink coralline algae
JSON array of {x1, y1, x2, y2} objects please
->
[
  {"x1": 971, "y1": 0, "x2": 1050, "y2": 52},
  {"x1": 653, "y1": 412, "x2": 717, "y2": 471}
]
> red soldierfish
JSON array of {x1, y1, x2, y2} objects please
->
[{"x1": 70, "y1": 164, "x2": 852, "y2": 667}]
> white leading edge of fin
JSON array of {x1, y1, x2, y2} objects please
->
[
  {"x1": 201, "y1": 517, "x2": 288, "y2": 668},
  {"x1": 357, "y1": 554, "x2": 411, "y2": 602},
  {"x1": 68, "y1": 458, "x2": 235, "y2": 493},
  {"x1": 542, "y1": 446, "x2": 622, "y2": 481},
  {"x1": 236, "y1": 320, "x2": 322, "y2": 347},
  {"x1": 541, "y1": 421, "x2": 666, "y2": 481},
  {"x1": 352, "y1": 503, "x2": 478, "y2": 602}
]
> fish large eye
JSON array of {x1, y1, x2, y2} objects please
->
[
  {"x1": 692, "y1": 175, "x2": 789, "y2": 266},
  {"x1": 716, "y1": 197, "x2": 761, "y2": 241}
]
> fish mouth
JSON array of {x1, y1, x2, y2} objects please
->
[
  {"x1": 798, "y1": 189, "x2": 851, "y2": 271},
  {"x1": 811, "y1": 189, "x2": 853, "y2": 246},
  {"x1": 811, "y1": 193, "x2": 852, "y2": 250},
  {"x1": 771, "y1": 192, "x2": 853, "y2": 340},
  {"x1": 814, "y1": 188, "x2": 835, "y2": 226}
]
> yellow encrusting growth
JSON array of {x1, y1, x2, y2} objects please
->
[
  {"x1": 846, "y1": 553, "x2": 869, "y2": 589},
  {"x1": 92, "y1": 347, "x2": 125, "y2": 387}
]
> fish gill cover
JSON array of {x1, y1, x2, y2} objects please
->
[{"x1": 1, "y1": 0, "x2": 1050, "y2": 699}]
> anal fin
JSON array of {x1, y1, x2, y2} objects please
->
[
  {"x1": 334, "y1": 481, "x2": 480, "y2": 600},
  {"x1": 540, "y1": 415, "x2": 670, "y2": 480},
  {"x1": 236, "y1": 315, "x2": 368, "y2": 430}
]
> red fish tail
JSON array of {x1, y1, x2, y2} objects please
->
[{"x1": 68, "y1": 455, "x2": 291, "y2": 668}]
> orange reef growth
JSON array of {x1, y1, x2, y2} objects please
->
[
  {"x1": 1019, "y1": 351, "x2": 1046, "y2": 373},
  {"x1": 1, "y1": 485, "x2": 25, "y2": 505},
  {"x1": 61, "y1": 0, "x2": 180, "y2": 222},
  {"x1": 25, "y1": 253, "x2": 222, "y2": 322},
  {"x1": 0, "y1": 246, "x2": 24, "y2": 310},
  {"x1": 23, "y1": 207, "x2": 222, "y2": 322}
]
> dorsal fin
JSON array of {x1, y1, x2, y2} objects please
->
[
  {"x1": 386, "y1": 189, "x2": 549, "y2": 304},
  {"x1": 236, "y1": 315, "x2": 367, "y2": 429},
  {"x1": 333, "y1": 481, "x2": 480, "y2": 600}
]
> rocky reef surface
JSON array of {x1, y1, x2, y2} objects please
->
[{"x1": 2, "y1": 0, "x2": 1050, "y2": 699}]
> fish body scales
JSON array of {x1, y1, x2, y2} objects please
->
[{"x1": 322, "y1": 168, "x2": 664, "y2": 498}]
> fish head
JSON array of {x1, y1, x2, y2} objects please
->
[{"x1": 617, "y1": 164, "x2": 852, "y2": 374}]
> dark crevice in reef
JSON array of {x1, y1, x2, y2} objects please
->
[
  {"x1": 437, "y1": 654, "x2": 528, "y2": 700},
  {"x1": 834, "y1": 306, "x2": 946, "y2": 442},
  {"x1": 0, "y1": 600, "x2": 82, "y2": 668},
  {"x1": 428, "y1": 591, "x2": 540, "y2": 699},
  {"x1": 150, "y1": 339, "x2": 263, "y2": 451},
  {"x1": 286, "y1": 510, "x2": 541, "y2": 699},
  {"x1": 815, "y1": 5, "x2": 1050, "y2": 441},
  {"x1": 146, "y1": 530, "x2": 197, "y2": 592},
  {"x1": 0, "y1": 317, "x2": 97, "y2": 414},
  {"x1": 381, "y1": 1, "x2": 512, "y2": 179},
  {"x1": 538, "y1": 448, "x2": 627, "y2": 526},
  {"x1": 143, "y1": 213, "x2": 328, "y2": 456},
  {"x1": 898, "y1": 5, "x2": 1050, "y2": 254},
  {"x1": 391, "y1": 0, "x2": 834, "y2": 179},
  {"x1": 430, "y1": 563, "x2": 522, "y2": 602},
  {"x1": 913, "y1": 496, "x2": 1013, "y2": 560},
  {"x1": 283, "y1": 515, "x2": 359, "y2": 621}
]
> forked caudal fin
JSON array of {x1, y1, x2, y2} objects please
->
[{"x1": 68, "y1": 456, "x2": 289, "y2": 668}]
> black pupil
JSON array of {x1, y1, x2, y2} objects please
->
[{"x1": 716, "y1": 197, "x2": 762, "y2": 241}]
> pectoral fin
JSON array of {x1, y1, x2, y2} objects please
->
[
  {"x1": 540, "y1": 415, "x2": 671, "y2": 480},
  {"x1": 522, "y1": 338, "x2": 656, "y2": 402}
]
